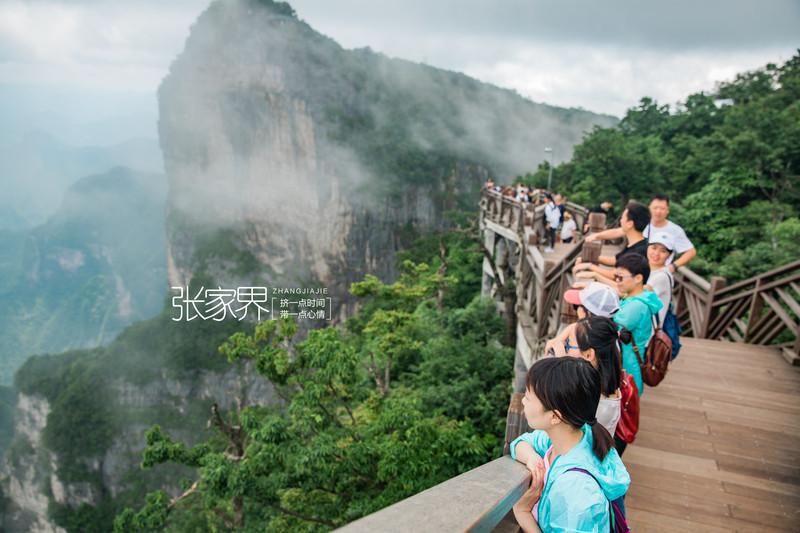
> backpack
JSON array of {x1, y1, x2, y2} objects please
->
[
  {"x1": 631, "y1": 312, "x2": 672, "y2": 387},
  {"x1": 662, "y1": 302, "x2": 682, "y2": 360},
  {"x1": 614, "y1": 371, "x2": 640, "y2": 444},
  {"x1": 657, "y1": 269, "x2": 682, "y2": 360},
  {"x1": 567, "y1": 468, "x2": 630, "y2": 533}
]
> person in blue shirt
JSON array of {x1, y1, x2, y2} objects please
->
[
  {"x1": 612, "y1": 253, "x2": 664, "y2": 397},
  {"x1": 510, "y1": 357, "x2": 630, "y2": 533}
]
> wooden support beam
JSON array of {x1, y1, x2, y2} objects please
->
[
  {"x1": 699, "y1": 276, "x2": 726, "y2": 338},
  {"x1": 775, "y1": 287, "x2": 800, "y2": 321}
]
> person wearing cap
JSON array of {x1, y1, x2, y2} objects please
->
[
  {"x1": 563, "y1": 282, "x2": 620, "y2": 319},
  {"x1": 646, "y1": 230, "x2": 675, "y2": 324},
  {"x1": 543, "y1": 283, "x2": 620, "y2": 358}
]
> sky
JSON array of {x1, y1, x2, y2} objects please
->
[{"x1": 0, "y1": 0, "x2": 798, "y2": 141}]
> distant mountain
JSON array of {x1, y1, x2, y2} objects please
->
[
  {"x1": 0, "y1": 131, "x2": 162, "y2": 230},
  {"x1": 160, "y1": 0, "x2": 618, "y2": 322},
  {"x1": 0, "y1": 166, "x2": 168, "y2": 385},
  {"x1": 0, "y1": 84, "x2": 159, "y2": 147}
]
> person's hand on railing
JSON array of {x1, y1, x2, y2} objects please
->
[
  {"x1": 573, "y1": 258, "x2": 593, "y2": 274},
  {"x1": 544, "y1": 323, "x2": 577, "y2": 357},
  {"x1": 584, "y1": 233, "x2": 599, "y2": 243},
  {"x1": 544, "y1": 337, "x2": 566, "y2": 357},
  {"x1": 571, "y1": 278, "x2": 592, "y2": 289},
  {"x1": 513, "y1": 459, "x2": 545, "y2": 531},
  {"x1": 526, "y1": 456, "x2": 545, "y2": 477}
]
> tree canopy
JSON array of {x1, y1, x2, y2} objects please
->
[
  {"x1": 519, "y1": 52, "x2": 800, "y2": 280},
  {"x1": 113, "y1": 229, "x2": 513, "y2": 532}
]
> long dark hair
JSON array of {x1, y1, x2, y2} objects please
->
[
  {"x1": 575, "y1": 317, "x2": 622, "y2": 397},
  {"x1": 526, "y1": 357, "x2": 614, "y2": 461}
]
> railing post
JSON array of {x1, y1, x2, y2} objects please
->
[
  {"x1": 504, "y1": 393, "x2": 529, "y2": 455},
  {"x1": 700, "y1": 276, "x2": 726, "y2": 339},
  {"x1": 581, "y1": 241, "x2": 602, "y2": 264},
  {"x1": 587, "y1": 212, "x2": 606, "y2": 233},
  {"x1": 744, "y1": 278, "x2": 764, "y2": 343}
]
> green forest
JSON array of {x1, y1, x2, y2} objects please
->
[
  {"x1": 111, "y1": 227, "x2": 514, "y2": 532},
  {"x1": 521, "y1": 53, "x2": 800, "y2": 282}
]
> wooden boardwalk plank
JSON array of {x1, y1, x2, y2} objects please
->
[{"x1": 625, "y1": 337, "x2": 800, "y2": 533}]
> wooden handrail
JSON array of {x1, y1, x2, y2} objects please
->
[
  {"x1": 714, "y1": 259, "x2": 800, "y2": 297},
  {"x1": 676, "y1": 266, "x2": 711, "y2": 292},
  {"x1": 480, "y1": 187, "x2": 799, "y2": 360}
]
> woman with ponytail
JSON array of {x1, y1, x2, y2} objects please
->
[
  {"x1": 573, "y1": 317, "x2": 623, "y2": 436},
  {"x1": 511, "y1": 357, "x2": 630, "y2": 532},
  {"x1": 544, "y1": 315, "x2": 625, "y2": 436}
]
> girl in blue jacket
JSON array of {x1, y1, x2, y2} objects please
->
[{"x1": 511, "y1": 357, "x2": 630, "y2": 533}]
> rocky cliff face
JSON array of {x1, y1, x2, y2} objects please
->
[
  {"x1": 1, "y1": 361, "x2": 276, "y2": 533},
  {"x1": 159, "y1": 0, "x2": 615, "y2": 321},
  {"x1": 1, "y1": 394, "x2": 63, "y2": 533},
  {"x1": 2, "y1": 2, "x2": 617, "y2": 529}
]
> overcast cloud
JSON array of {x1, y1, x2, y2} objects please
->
[{"x1": 0, "y1": 0, "x2": 797, "y2": 123}]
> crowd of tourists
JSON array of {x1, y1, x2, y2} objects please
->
[
  {"x1": 484, "y1": 179, "x2": 586, "y2": 252},
  {"x1": 485, "y1": 181, "x2": 697, "y2": 532}
]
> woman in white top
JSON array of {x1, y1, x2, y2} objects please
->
[
  {"x1": 544, "y1": 316, "x2": 622, "y2": 436},
  {"x1": 560, "y1": 211, "x2": 577, "y2": 243},
  {"x1": 646, "y1": 230, "x2": 675, "y2": 325}
]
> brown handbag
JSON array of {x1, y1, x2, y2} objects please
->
[{"x1": 631, "y1": 314, "x2": 672, "y2": 387}]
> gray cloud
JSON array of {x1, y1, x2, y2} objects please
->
[
  {"x1": 289, "y1": 0, "x2": 800, "y2": 51},
  {"x1": 0, "y1": 0, "x2": 798, "y2": 118}
]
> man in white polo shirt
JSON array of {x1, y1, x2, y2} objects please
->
[{"x1": 586, "y1": 194, "x2": 696, "y2": 273}]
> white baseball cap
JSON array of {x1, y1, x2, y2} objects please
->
[
  {"x1": 563, "y1": 282, "x2": 620, "y2": 318},
  {"x1": 648, "y1": 231, "x2": 675, "y2": 252}
]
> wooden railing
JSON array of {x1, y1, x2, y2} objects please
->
[
  {"x1": 337, "y1": 189, "x2": 800, "y2": 532},
  {"x1": 674, "y1": 259, "x2": 800, "y2": 362},
  {"x1": 481, "y1": 188, "x2": 800, "y2": 364}
]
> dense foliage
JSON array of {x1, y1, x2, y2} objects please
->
[
  {"x1": 520, "y1": 53, "x2": 800, "y2": 280},
  {"x1": 112, "y1": 227, "x2": 513, "y2": 532}
]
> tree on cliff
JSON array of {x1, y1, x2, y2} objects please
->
[{"x1": 114, "y1": 247, "x2": 513, "y2": 532}]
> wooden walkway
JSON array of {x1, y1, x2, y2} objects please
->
[{"x1": 624, "y1": 337, "x2": 800, "y2": 532}]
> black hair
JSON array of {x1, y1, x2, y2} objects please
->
[
  {"x1": 575, "y1": 317, "x2": 622, "y2": 397},
  {"x1": 624, "y1": 201, "x2": 650, "y2": 232},
  {"x1": 616, "y1": 252, "x2": 650, "y2": 284},
  {"x1": 526, "y1": 357, "x2": 614, "y2": 461},
  {"x1": 650, "y1": 194, "x2": 670, "y2": 205}
]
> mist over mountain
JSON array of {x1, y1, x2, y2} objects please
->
[
  {"x1": 1, "y1": 1, "x2": 618, "y2": 530},
  {"x1": 0, "y1": 166, "x2": 168, "y2": 386},
  {"x1": 160, "y1": 0, "x2": 616, "y2": 322},
  {"x1": 0, "y1": 132, "x2": 163, "y2": 231}
]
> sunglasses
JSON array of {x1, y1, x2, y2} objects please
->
[{"x1": 564, "y1": 341, "x2": 581, "y2": 353}]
